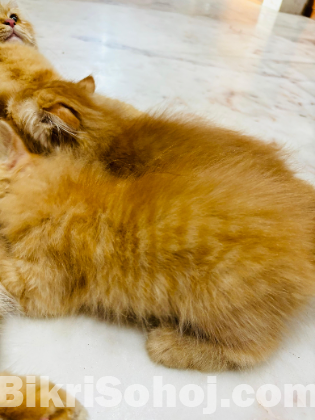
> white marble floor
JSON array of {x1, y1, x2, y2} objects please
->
[{"x1": 1, "y1": 0, "x2": 315, "y2": 419}]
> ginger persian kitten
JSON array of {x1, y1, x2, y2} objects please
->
[
  {"x1": 0, "y1": 1, "x2": 61, "y2": 121},
  {"x1": 0, "y1": 1, "x2": 141, "y2": 134},
  {"x1": 0, "y1": 119, "x2": 314, "y2": 376},
  {"x1": 1, "y1": 3, "x2": 315, "y2": 419},
  {"x1": 0, "y1": 4, "x2": 88, "y2": 419},
  {"x1": 0, "y1": 1, "x2": 36, "y2": 45}
]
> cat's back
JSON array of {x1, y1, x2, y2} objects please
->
[
  {"x1": 3, "y1": 148, "x2": 315, "y2": 317},
  {"x1": 114, "y1": 112, "x2": 297, "y2": 180}
]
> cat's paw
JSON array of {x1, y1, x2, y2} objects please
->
[
  {"x1": 0, "y1": 405, "x2": 87, "y2": 420},
  {"x1": 38, "y1": 404, "x2": 88, "y2": 420},
  {"x1": 146, "y1": 326, "x2": 194, "y2": 370},
  {"x1": 0, "y1": 401, "x2": 87, "y2": 420},
  {"x1": 146, "y1": 326, "x2": 233, "y2": 372},
  {"x1": 0, "y1": 373, "x2": 88, "y2": 420}
]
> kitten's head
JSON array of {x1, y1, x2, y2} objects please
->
[
  {"x1": 0, "y1": 1, "x2": 36, "y2": 46},
  {"x1": 6, "y1": 76, "x2": 105, "y2": 155}
]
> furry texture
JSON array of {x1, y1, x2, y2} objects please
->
[
  {"x1": 0, "y1": 4, "x2": 139, "y2": 134},
  {"x1": 0, "y1": 14, "x2": 59, "y2": 120},
  {"x1": 0, "y1": 2, "x2": 46, "y2": 113},
  {"x1": 0, "y1": 0, "x2": 139, "y2": 157},
  {"x1": 0, "y1": 120, "x2": 313, "y2": 376},
  {"x1": 1, "y1": 6, "x2": 315, "y2": 419},
  {"x1": 0, "y1": 5, "x2": 89, "y2": 418},
  {"x1": 0, "y1": 1, "x2": 36, "y2": 46},
  {"x1": 7, "y1": 78, "x2": 143, "y2": 157},
  {"x1": 7, "y1": 79, "x2": 297, "y2": 180}
]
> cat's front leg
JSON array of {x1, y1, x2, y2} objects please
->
[{"x1": 146, "y1": 324, "x2": 280, "y2": 372}]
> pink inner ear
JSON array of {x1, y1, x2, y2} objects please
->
[
  {"x1": 7, "y1": 148, "x2": 29, "y2": 170},
  {"x1": 0, "y1": 120, "x2": 30, "y2": 170},
  {"x1": 45, "y1": 104, "x2": 80, "y2": 131}
]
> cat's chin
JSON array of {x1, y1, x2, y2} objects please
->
[{"x1": 5, "y1": 33, "x2": 23, "y2": 44}]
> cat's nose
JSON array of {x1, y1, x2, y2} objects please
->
[{"x1": 4, "y1": 19, "x2": 16, "y2": 28}]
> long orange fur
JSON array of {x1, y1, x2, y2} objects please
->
[{"x1": 0, "y1": 3, "x2": 315, "y2": 420}]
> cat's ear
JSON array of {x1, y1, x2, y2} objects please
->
[
  {"x1": 0, "y1": 121, "x2": 30, "y2": 169},
  {"x1": 44, "y1": 104, "x2": 81, "y2": 131},
  {"x1": 77, "y1": 75, "x2": 96, "y2": 94}
]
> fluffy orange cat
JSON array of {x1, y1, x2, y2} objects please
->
[
  {"x1": 0, "y1": 1, "x2": 59, "y2": 115},
  {"x1": 0, "y1": 1, "x2": 139, "y2": 125},
  {"x1": 0, "y1": 3, "x2": 89, "y2": 418},
  {"x1": 2, "y1": 77, "x2": 315, "y2": 420},
  {"x1": 7, "y1": 77, "x2": 295, "y2": 182},
  {"x1": 1, "y1": 3, "x2": 315, "y2": 420},
  {"x1": 0, "y1": 1, "x2": 35, "y2": 45},
  {"x1": 0, "y1": 4, "x2": 143, "y2": 418},
  {"x1": 1, "y1": 0, "x2": 315, "y2": 375},
  {"x1": 0, "y1": 116, "x2": 314, "y2": 375}
]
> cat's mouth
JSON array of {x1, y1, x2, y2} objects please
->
[{"x1": 5, "y1": 30, "x2": 22, "y2": 43}]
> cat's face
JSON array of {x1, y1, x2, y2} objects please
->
[
  {"x1": 0, "y1": 1, "x2": 36, "y2": 46},
  {"x1": 7, "y1": 76, "x2": 98, "y2": 153}
]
